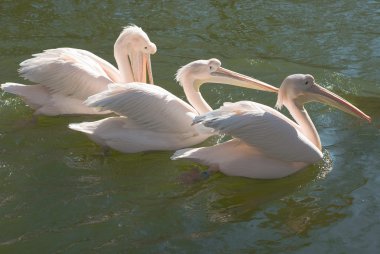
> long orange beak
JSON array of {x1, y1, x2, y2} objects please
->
[
  {"x1": 307, "y1": 84, "x2": 371, "y2": 122},
  {"x1": 129, "y1": 44, "x2": 156, "y2": 84},
  {"x1": 206, "y1": 67, "x2": 278, "y2": 93}
]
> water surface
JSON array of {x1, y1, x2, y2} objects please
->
[{"x1": 1, "y1": 1, "x2": 379, "y2": 253}]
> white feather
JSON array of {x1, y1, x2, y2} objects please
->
[
  {"x1": 19, "y1": 48, "x2": 120, "y2": 100},
  {"x1": 85, "y1": 82, "x2": 201, "y2": 133},
  {"x1": 193, "y1": 101, "x2": 322, "y2": 163}
]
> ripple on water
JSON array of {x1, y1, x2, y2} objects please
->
[{"x1": 0, "y1": 0, "x2": 379, "y2": 253}]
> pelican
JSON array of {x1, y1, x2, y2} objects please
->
[
  {"x1": 1, "y1": 25, "x2": 156, "y2": 116},
  {"x1": 68, "y1": 58, "x2": 278, "y2": 153},
  {"x1": 172, "y1": 74, "x2": 371, "y2": 179}
]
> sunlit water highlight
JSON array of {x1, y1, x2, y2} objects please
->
[{"x1": 0, "y1": 1, "x2": 379, "y2": 253}]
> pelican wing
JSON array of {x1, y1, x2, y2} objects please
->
[
  {"x1": 85, "y1": 83, "x2": 199, "y2": 133},
  {"x1": 19, "y1": 48, "x2": 121, "y2": 100},
  {"x1": 193, "y1": 101, "x2": 322, "y2": 163}
]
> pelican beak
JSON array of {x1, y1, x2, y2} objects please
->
[
  {"x1": 129, "y1": 51, "x2": 144, "y2": 83},
  {"x1": 146, "y1": 53, "x2": 154, "y2": 84},
  {"x1": 209, "y1": 67, "x2": 278, "y2": 93},
  {"x1": 129, "y1": 43, "x2": 156, "y2": 84},
  {"x1": 306, "y1": 84, "x2": 371, "y2": 122},
  {"x1": 146, "y1": 42, "x2": 156, "y2": 84}
]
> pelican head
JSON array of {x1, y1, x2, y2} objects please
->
[
  {"x1": 114, "y1": 25, "x2": 156, "y2": 84},
  {"x1": 176, "y1": 58, "x2": 278, "y2": 93},
  {"x1": 276, "y1": 74, "x2": 371, "y2": 122}
]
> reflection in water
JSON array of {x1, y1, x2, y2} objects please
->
[
  {"x1": 63, "y1": 153, "x2": 108, "y2": 170},
  {"x1": 259, "y1": 194, "x2": 348, "y2": 237},
  {"x1": 204, "y1": 151, "x2": 333, "y2": 224},
  {"x1": 0, "y1": 0, "x2": 379, "y2": 253}
]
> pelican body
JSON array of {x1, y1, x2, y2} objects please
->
[
  {"x1": 172, "y1": 74, "x2": 371, "y2": 179},
  {"x1": 1, "y1": 25, "x2": 156, "y2": 116},
  {"x1": 69, "y1": 59, "x2": 278, "y2": 153}
]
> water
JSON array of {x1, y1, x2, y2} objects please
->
[{"x1": 0, "y1": 1, "x2": 379, "y2": 253}]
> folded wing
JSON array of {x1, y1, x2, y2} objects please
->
[
  {"x1": 19, "y1": 48, "x2": 121, "y2": 100},
  {"x1": 85, "y1": 83, "x2": 199, "y2": 134},
  {"x1": 193, "y1": 101, "x2": 322, "y2": 163}
]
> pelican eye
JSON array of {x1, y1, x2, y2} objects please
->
[
  {"x1": 305, "y1": 81, "x2": 309, "y2": 85},
  {"x1": 144, "y1": 46, "x2": 148, "y2": 49}
]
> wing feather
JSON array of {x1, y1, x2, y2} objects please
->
[
  {"x1": 194, "y1": 101, "x2": 322, "y2": 163},
  {"x1": 19, "y1": 48, "x2": 120, "y2": 100},
  {"x1": 85, "y1": 83, "x2": 199, "y2": 133}
]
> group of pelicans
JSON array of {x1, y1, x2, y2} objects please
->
[{"x1": 1, "y1": 25, "x2": 371, "y2": 180}]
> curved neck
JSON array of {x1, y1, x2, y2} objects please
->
[
  {"x1": 114, "y1": 43, "x2": 134, "y2": 83},
  {"x1": 182, "y1": 79, "x2": 212, "y2": 115},
  {"x1": 285, "y1": 100, "x2": 322, "y2": 150}
]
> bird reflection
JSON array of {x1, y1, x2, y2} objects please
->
[{"x1": 200, "y1": 151, "x2": 333, "y2": 224}]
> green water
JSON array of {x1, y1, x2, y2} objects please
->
[{"x1": 1, "y1": 1, "x2": 379, "y2": 253}]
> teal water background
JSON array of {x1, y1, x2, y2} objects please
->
[{"x1": 1, "y1": 1, "x2": 379, "y2": 253}]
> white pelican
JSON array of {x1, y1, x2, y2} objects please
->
[
  {"x1": 172, "y1": 74, "x2": 371, "y2": 179},
  {"x1": 1, "y1": 25, "x2": 156, "y2": 116},
  {"x1": 68, "y1": 58, "x2": 278, "y2": 153}
]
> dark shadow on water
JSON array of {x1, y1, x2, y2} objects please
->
[{"x1": 176, "y1": 150, "x2": 335, "y2": 226}]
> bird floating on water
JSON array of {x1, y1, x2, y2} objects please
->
[
  {"x1": 68, "y1": 58, "x2": 278, "y2": 153},
  {"x1": 1, "y1": 25, "x2": 156, "y2": 116},
  {"x1": 172, "y1": 74, "x2": 371, "y2": 179}
]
